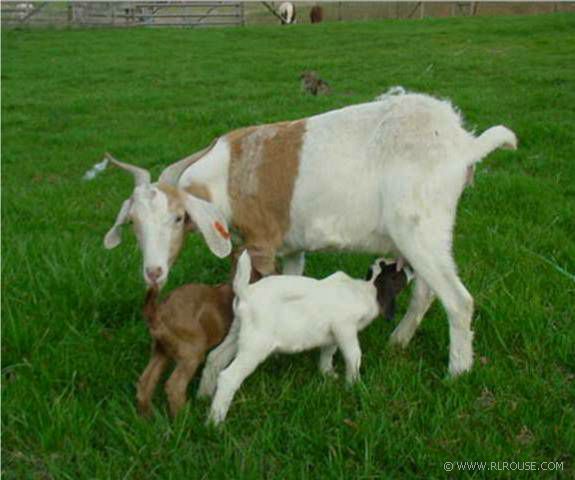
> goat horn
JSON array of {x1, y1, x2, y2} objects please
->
[
  {"x1": 105, "y1": 153, "x2": 151, "y2": 187},
  {"x1": 158, "y1": 139, "x2": 217, "y2": 186}
]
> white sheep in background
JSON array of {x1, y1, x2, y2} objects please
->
[
  {"x1": 15, "y1": 2, "x2": 34, "y2": 20},
  {"x1": 208, "y1": 252, "x2": 412, "y2": 424},
  {"x1": 103, "y1": 88, "x2": 517, "y2": 379},
  {"x1": 279, "y1": 2, "x2": 296, "y2": 24}
]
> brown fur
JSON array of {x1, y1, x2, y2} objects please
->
[
  {"x1": 137, "y1": 283, "x2": 234, "y2": 417},
  {"x1": 227, "y1": 120, "x2": 306, "y2": 276},
  {"x1": 310, "y1": 6, "x2": 323, "y2": 23},
  {"x1": 300, "y1": 71, "x2": 331, "y2": 96}
]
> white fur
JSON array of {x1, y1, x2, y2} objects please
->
[
  {"x1": 130, "y1": 186, "x2": 174, "y2": 287},
  {"x1": 278, "y1": 2, "x2": 295, "y2": 24},
  {"x1": 105, "y1": 180, "x2": 232, "y2": 287},
  {"x1": 201, "y1": 90, "x2": 515, "y2": 378},
  {"x1": 281, "y1": 91, "x2": 515, "y2": 375},
  {"x1": 178, "y1": 138, "x2": 233, "y2": 223},
  {"x1": 15, "y1": 2, "x2": 34, "y2": 20},
  {"x1": 107, "y1": 89, "x2": 516, "y2": 375},
  {"x1": 207, "y1": 252, "x2": 387, "y2": 424}
]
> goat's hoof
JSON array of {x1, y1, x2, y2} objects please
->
[
  {"x1": 345, "y1": 375, "x2": 360, "y2": 386},
  {"x1": 448, "y1": 359, "x2": 473, "y2": 377},
  {"x1": 206, "y1": 410, "x2": 226, "y2": 427},
  {"x1": 137, "y1": 402, "x2": 152, "y2": 418},
  {"x1": 388, "y1": 333, "x2": 410, "y2": 349},
  {"x1": 321, "y1": 369, "x2": 339, "y2": 380},
  {"x1": 196, "y1": 387, "x2": 215, "y2": 400}
]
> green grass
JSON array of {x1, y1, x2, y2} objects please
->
[{"x1": 2, "y1": 13, "x2": 575, "y2": 479}]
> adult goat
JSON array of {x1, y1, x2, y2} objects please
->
[{"x1": 104, "y1": 88, "x2": 517, "y2": 376}]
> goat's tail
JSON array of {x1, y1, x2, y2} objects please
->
[
  {"x1": 470, "y1": 125, "x2": 517, "y2": 166},
  {"x1": 143, "y1": 286, "x2": 160, "y2": 329},
  {"x1": 233, "y1": 250, "x2": 252, "y2": 301}
]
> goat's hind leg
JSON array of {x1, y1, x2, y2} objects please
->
[
  {"x1": 319, "y1": 344, "x2": 338, "y2": 378},
  {"x1": 390, "y1": 230, "x2": 474, "y2": 376},
  {"x1": 208, "y1": 345, "x2": 271, "y2": 425},
  {"x1": 165, "y1": 347, "x2": 204, "y2": 416},
  {"x1": 332, "y1": 327, "x2": 362, "y2": 384},
  {"x1": 197, "y1": 319, "x2": 240, "y2": 399},
  {"x1": 389, "y1": 276, "x2": 435, "y2": 347}
]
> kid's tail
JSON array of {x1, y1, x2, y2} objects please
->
[
  {"x1": 470, "y1": 125, "x2": 517, "y2": 166},
  {"x1": 233, "y1": 250, "x2": 252, "y2": 301}
]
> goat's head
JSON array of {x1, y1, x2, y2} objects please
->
[
  {"x1": 103, "y1": 154, "x2": 232, "y2": 288},
  {"x1": 366, "y1": 258, "x2": 413, "y2": 320}
]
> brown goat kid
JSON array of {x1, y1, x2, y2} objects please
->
[{"x1": 137, "y1": 283, "x2": 234, "y2": 416}]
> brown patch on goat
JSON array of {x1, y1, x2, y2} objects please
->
[
  {"x1": 137, "y1": 283, "x2": 234, "y2": 417},
  {"x1": 227, "y1": 120, "x2": 306, "y2": 276}
]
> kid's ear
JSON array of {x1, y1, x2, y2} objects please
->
[
  {"x1": 104, "y1": 198, "x2": 132, "y2": 249},
  {"x1": 183, "y1": 194, "x2": 232, "y2": 259}
]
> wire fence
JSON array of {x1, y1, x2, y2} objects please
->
[
  {"x1": 1, "y1": 1, "x2": 573, "y2": 29},
  {"x1": 1, "y1": 1, "x2": 244, "y2": 28}
]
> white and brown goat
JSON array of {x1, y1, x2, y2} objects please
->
[{"x1": 104, "y1": 88, "x2": 517, "y2": 377}]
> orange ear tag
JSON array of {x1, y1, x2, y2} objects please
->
[{"x1": 214, "y1": 221, "x2": 231, "y2": 239}]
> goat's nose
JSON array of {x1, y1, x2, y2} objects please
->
[{"x1": 145, "y1": 266, "x2": 163, "y2": 283}]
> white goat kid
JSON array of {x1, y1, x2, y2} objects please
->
[
  {"x1": 104, "y1": 88, "x2": 517, "y2": 377},
  {"x1": 208, "y1": 252, "x2": 412, "y2": 424}
]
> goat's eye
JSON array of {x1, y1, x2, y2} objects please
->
[{"x1": 175, "y1": 216, "x2": 183, "y2": 223}]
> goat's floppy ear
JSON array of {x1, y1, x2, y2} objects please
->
[
  {"x1": 183, "y1": 195, "x2": 232, "y2": 258},
  {"x1": 104, "y1": 198, "x2": 132, "y2": 249}
]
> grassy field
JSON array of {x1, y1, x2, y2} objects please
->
[{"x1": 2, "y1": 13, "x2": 575, "y2": 479}]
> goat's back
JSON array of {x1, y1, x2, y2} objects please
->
[{"x1": 150, "y1": 284, "x2": 234, "y2": 350}]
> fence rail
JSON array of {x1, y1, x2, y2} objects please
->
[
  {"x1": 1, "y1": 1, "x2": 244, "y2": 28},
  {"x1": 2, "y1": 1, "x2": 572, "y2": 29}
]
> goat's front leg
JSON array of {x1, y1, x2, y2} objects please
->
[
  {"x1": 389, "y1": 275, "x2": 435, "y2": 347},
  {"x1": 208, "y1": 345, "x2": 271, "y2": 425},
  {"x1": 165, "y1": 350, "x2": 204, "y2": 417},
  {"x1": 333, "y1": 328, "x2": 362, "y2": 385},
  {"x1": 136, "y1": 342, "x2": 169, "y2": 417},
  {"x1": 318, "y1": 344, "x2": 338, "y2": 378}
]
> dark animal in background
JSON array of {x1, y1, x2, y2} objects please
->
[
  {"x1": 300, "y1": 71, "x2": 331, "y2": 96},
  {"x1": 310, "y1": 5, "x2": 323, "y2": 23}
]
